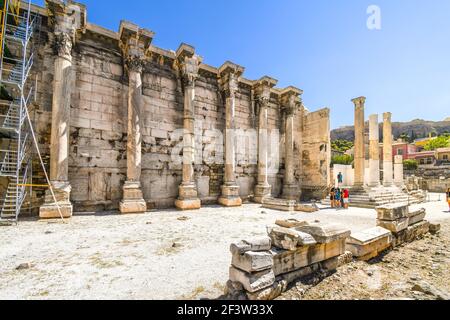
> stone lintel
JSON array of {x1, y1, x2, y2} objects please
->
[
  {"x1": 280, "y1": 86, "x2": 303, "y2": 98},
  {"x1": 218, "y1": 61, "x2": 245, "y2": 78},
  {"x1": 254, "y1": 76, "x2": 278, "y2": 91},
  {"x1": 47, "y1": 0, "x2": 87, "y2": 35},
  {"x1": 119, "y1": 20, "x2": 154, "y2": 50},
  {"x1": 176, "y1": 43, "x2": 196, "y2": 61}
]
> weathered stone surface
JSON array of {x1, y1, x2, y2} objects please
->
[
  {"x1": 262, "y1": 198, "x2": 296, "y2": 212},
  {"x1": 337, "y1": 251, "x2": 354, "y2": 267},
  {"x1": 279, "y1": 263, "x2": 320, "y2": 285},
  {"x1": 268, "y1": 226, "x2": 317, "y2": 251},
  {"x1": 174, "y1": 199, "x2": 201, "y2": 211},
  {"x1": 408, "y1": 208, "x2": 426, "y2": 226},
  {"x1": 246, "y1": 280, "x2": 287, "y2": 301},
  {"x1": 275, "y1": 219, "x2": 308, "y2": 229},
  {"x1": 377, "y1": 218, "x2": 409, "y2": 233},
  {"x1": 296, "y1": 223, "x2": 351, "y2": 244},
  {"x1": 392, "y1": 221, "x2": 430, "y2": 247},
  {"x1": 232, "y1": 251, "x2": 273, "y2": 273},
  {"x1": 376, "y1": 203, "x2": 409, "y2": 221},
  {"x1": 271, "y1": 239, "x2": 346, "y2": 276},
  {"x1": 320, "y1": 256, "x2": 339, "y2": 271},
  {"x1": 218, "y1": 196, "x2": 243, "y2": 207},
  {"x1": 229, "y1": 266, "x2": 275, "y2": 293},
  {"x1": 295, "y1": 203, "x2": 319, "y2": 213},
  {"x1": 429, "y1": 223, "x2": 441, "y2": 234},
  {"x1": 230, "y1": 237, "x2": 272, "y2": 255},
  {"x1": 119, "y1": 200, "x2": 147, "y2": 214},
  {"x1": 39, "y1": 203, "x2": 73, "y2": 219},
  {"x1": 346, "y1": 227, "x2": 392, "y2": 259}
]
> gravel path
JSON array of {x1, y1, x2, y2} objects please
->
[{"x1": 0, "y1": 195, "x2": 449, "y2": 300}]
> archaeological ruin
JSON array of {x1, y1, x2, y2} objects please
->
[{"x1": 0, "y1": 0, "x2": 332, "y2": 222}]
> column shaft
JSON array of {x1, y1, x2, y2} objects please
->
[
  {"x1": 254, "y1": 103, "x2": 271, "y2": 203},
  {"x1": 353, "y1": 98, "x2": 366, "y2": 187},
  {"x1": 368, "y1": 114, "x2": 380, "y2": 187},
  {"x1": 394, "y1": 155, "x2": 404, "y2": 186},
  {"x1": 383, "y1": 112, "x2": 393, "y2": 187}
]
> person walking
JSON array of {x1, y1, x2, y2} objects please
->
[
  {"x1": 330, "y1": 187, "x2": 336, "y2": 208},
  {"x1": 343, "y1": 188, "x2": 350, "y2": 209},
  {"x1": 337, "y1": 172, "x2": 343, "y2": 186},
  {"x1": 335, "y1": 188, "x2": 341, "y2": 209},
  {"x1": 447, "y1": 188, "x2": 450, "y2": 212}
]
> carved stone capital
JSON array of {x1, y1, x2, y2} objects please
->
[
  {"x1": 53, "y1": 32, "x2": 73, "y2": 60},
  {"x1": 352, "y1": 96, "x2": 366, "y2": 107},
  {"x1": 253, "y1": 76, "x2": 278, "y2": 116},
  {"x1": 280, "y1": 86, "x2": 303, "y2": 117},
  {"x1": 125, "y1": 54, "x2": 145, "y2": 73},
  {"x1": 218, "y1": 61, "x2": 244, "y2": 98}
]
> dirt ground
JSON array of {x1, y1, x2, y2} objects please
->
[{"x1": 0, "y1": 194, "x2": 449, "y2": 300}]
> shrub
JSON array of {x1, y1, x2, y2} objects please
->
[
  {"x1": 403, "y1": 159, "x2": 418, "y2": 170},
  {"x1": 331, "y1": 154, "x2": 354, "y2": 166}
]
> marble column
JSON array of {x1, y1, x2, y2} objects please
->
[
  {"x1": 280, "y1": 87, "x2": 302, "y2": 200},
  {"x1": 40, "y1": 1, "x2": 86, "y2": 219},
  {"x1": 175, "y1": 44, "x2": 202, "y2": 210},
  {"x1": 383, "y1": 112, "x2": 394, "y2": 187},
  {"x1": 368, "y1": 114, "x2": 380, "y2": 187},
  {"x1": 119, "y1": 22, "x2": 153, "y2": 214},
  {"x1": 394, "y1": 155, "x2": 404, "y2": 187},
  {"x1": 253, "y1": 77, "x2": 278, "y2": 203},
  {"x1": 352, "y1": 97, "x2": 366, "y2": 188},
  {"x1": 218, "y1": 62, "x2": 244, "y2": 207}
]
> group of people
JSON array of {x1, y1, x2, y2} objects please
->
[{"x1": 330, "y1": 187, "x2": 350, "y2": 209}]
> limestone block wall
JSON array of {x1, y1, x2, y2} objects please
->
[{"x1": 17, "y1": 3, "x2": 329, "y2": 212}]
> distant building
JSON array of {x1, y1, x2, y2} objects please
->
[{"x1": 435, "y1": 147, "x2": 450, "y2": 164}]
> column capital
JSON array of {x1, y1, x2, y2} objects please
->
[
  {"x1": 280, "y1": 86, "x2": 303, "y2": 116},
  {"x1": 119, "y1": 21, "x2": 154, "y2": 74},
  {"x1": 218, "y1": 61, "x2": 244, "y2": 98},
  {"x1": 383, "y1": 112, "x2": 392, "y2": 121},
  {"x1": 253, "y1": 76, "x2": 278, "y2": 109},
  {"x1": 175, "y1": 43, "x2": 203, "y2": 88},
  {"x1": 352, "y1": 96, "x2": 366, "y2": 106},
  {"x1": 47, "y1": 0, "x2": 86, "y2": 59}
]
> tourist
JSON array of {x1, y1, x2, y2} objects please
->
[
  {"x1": 330, "y1": 187, "x2": 336, "y2": 208},
  {"x1": 335, "y1": 188, "x2": 342, "y2": 208},
  {"x1": 447, "y1": 188, "x2": 450, "y2": 212},
  {"x1": 343, "y1": 189, "x2": 350, "y2": 209},
  {"x1": 337, "y1": 172, "x2": 343, "y2": 185}
]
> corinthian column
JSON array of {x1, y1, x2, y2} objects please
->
[
  {"x1": 280, "y1": 86, "x2": 302, "y2": 200},
  {"x1": 119, "y1": 22, "x2": 153, "y2": 214},
  {"x1": 253, "y1": 77, "x2": 278, "y2": 203},
  {"x1": 40, "y1": 1, "x2": 86, "y2": 219},
  {"x1": 383, "y1": 112, "x2": 394, "y2": 187},
  {"x1": 218, "y1": 62, "x2": 244, "y2": 207},
  {"x1": 368, "y1": 114, "x2": 380, "y2": 187},
  {"x1": 352, "y1": 97, "x2": 366, "y2": 188},
  {"x1": 175, "y1": 44, "x2": 202, "y2": 210}
]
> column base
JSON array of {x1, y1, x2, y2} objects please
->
[
  {"x1": 120, "y1": 181, "x2": 147, "y2": 214},
  {"x1": 282, "y1": 184, "x2": 299, "y2": 201},
  {"x1": 253, "y1": 184, "x2": 272, "y2": 204},
  {"x1": 175, "y1": 184, "x2": 201, "y2": 210},
  {"x1": 219, "y1": 185, "x2": 242, "y2": 207},
  {"x1": 39, "y1": 181, "x2": 73, "y2": 219}
]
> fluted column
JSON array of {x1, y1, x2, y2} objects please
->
[
  {"x1": 118, "y1": 22, "x2": 153, "y2": 214},
  {"x1": 280, "y1": 87, "x2": 302, "y2": 200},
  {"x1": 383, "y1": 112, "x2": 394, "y2": 187},
  {"x1": 218, "y1": 62, "x2": 244, "y2": 207},
  {"x1": 352, "y1": 97, "x2": 366, "y2": 188},
  {"x1": 40, "y1": 1, "x2": 86, "y2": 219},
  {"x1": 175, "y1": 44, "x2": 202, "y2": 210},
  {"x1": 368, "y1": 114, "x2": 380, "y2": 187},
  {"x1": 253, "y1": 77, "x2": 278, "y2": 203}
]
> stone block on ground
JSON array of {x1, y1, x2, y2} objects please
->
[
  {"x1": 246, "y1": 280, "x2": 287, "y2": 301},
  {"x1": 429, "y1": 223, "x2": 441, "y2": 235},
  {"x1": 377, "y1": 218, "x2": 409, "y2": 233},
  {"x1": 392, "y1": 221, "x2": 430, "y2": 247},
  {"x1": 229, "y1": 266, "x2": 275, "y2": 293},
  {"x1": 278, "y1": 263, "x2": 320, "y2": 285},
  {"x1": 271, "y1": 239, "x2": 346, "y2": 276},
  {"x1": 268, "y1": 225, "x2": 317, "y2": 251},
  {"x1": 346, "y1": 227, "x2": 392, "y2": 260},
  {"x1": 231, "y1": 251, "x2": 273, "y2": 273},
  {"x1": 408, "y1": 208, "x2": 426, "y2": 226},
  {"x1": 230, "y1": 237, "x2": 272, "y2": 255},
  {"x1": 275, "y1": 219, "x2": 308, "y2": 229},
  {"x1": 295, "y1": 203, "x2": 319, "y2": 213},
  {"x1": 376, "y1": 203, "x2": 409, "y2": 221},
  {"x1": 262, "y1": 198, "x2": 296, "y2": 212},
  {"x1": 296, "y1": 223, "x2": 351, "y2": 244}
]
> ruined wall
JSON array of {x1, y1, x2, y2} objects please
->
[
  {"x1": 21, "y1": 7, "x2": 328, "y2": 212},
  {"x1": 300, "y1": 108, "x2": 331, "y2": 200}
]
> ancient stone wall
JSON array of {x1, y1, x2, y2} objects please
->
[{"x1": 16, "y1": 3, "x2": 330, "y2": 213}]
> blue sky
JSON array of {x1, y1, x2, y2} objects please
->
[{"x1": 34, "y1": 0, "x2": 450, "y2": 129}]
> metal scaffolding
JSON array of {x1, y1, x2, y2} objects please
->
[{"x1": 0, "y1": 0, "x2": 36, "y2": 223}]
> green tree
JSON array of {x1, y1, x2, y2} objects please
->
[
  {"x1": 331, "y1": 154, "x2": 354, "y2": 166},
  {"x1": 403, "y1": 159, "x2": 418, "y2": 170},
  {"x1": 331, "y1": 140, "x2": 354, "y2": 153},
  {"x1": 424, "y1": 136, "x2": 450, "y2": 151}
]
